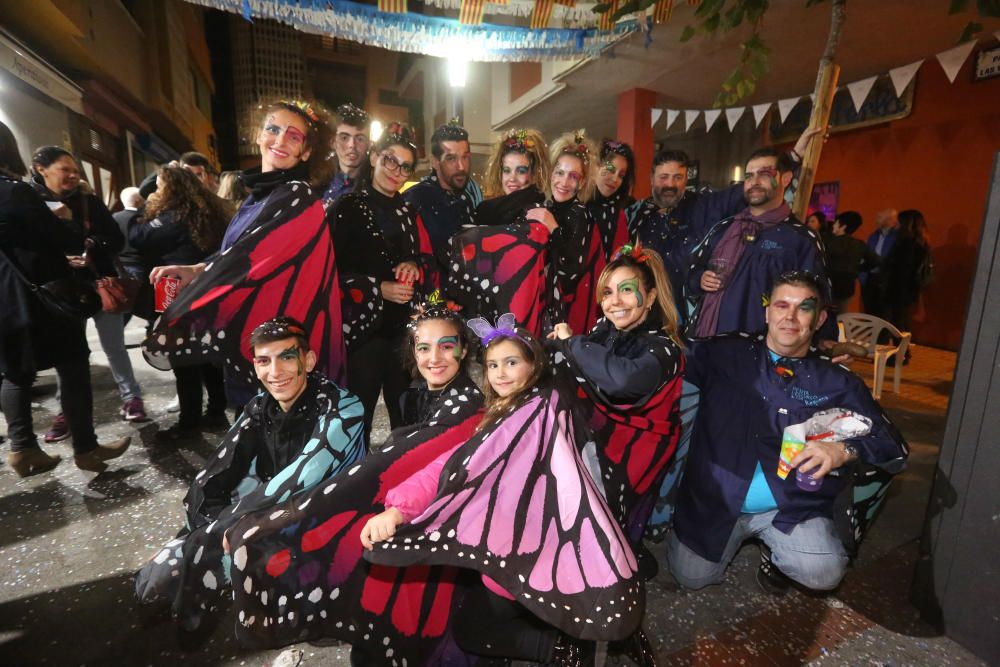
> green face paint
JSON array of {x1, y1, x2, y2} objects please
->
[
  {"x1": 768, "y1": 176, "x2": 779, "y2": 190},
  {"x1": 437, "y1": 335, "x2": 462, "y2": 361},
  {"x1": 619, "y1": 277, "x2": 642, "y2": 306},
  {"x1": 799, "y1": 297, "x2": 818, "y2": 326}
]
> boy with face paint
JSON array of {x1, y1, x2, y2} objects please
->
[
  {"x1": 666, "y1": 272, "x2": 908, "y2": 595},
  {"x1": 135, "y1": 316, "x2": 365, "y2": 633}
]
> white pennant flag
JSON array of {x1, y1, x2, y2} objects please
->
[
  {"x1": 936, "y1": 41, "x2": 976, "y2": 83},
  {"x1": 665, "y1": 109, "x2": 680, "y2": 131},
  {"x1": 703, "y1": 109, "x2": 722, "y2": 132},
  {"x1": 725, "y1": 107, "x2": 746, "y2": 131},
  {"x1": 650, "y1": 108, "x2": 663, "y2": 127},
  {"x1": 752, "y1": 103, "x2": 771, "y2": 127},
  {"x1": 777, "y1": 97, "x2": 799, "y2": 123},
  {"x1": 846, "y1": 75, "x2": 878, "y2": 113},
  {"x1": 684, "y1": 110, "x2": 701, "y2": 132},
  {"x1": 889, "y1": 60, "x2": 922, "y2": 97}
]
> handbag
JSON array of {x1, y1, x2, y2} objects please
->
[
  {"x1": 0, "y1": 249, "x2": 101, "y2": 321},
  {"x1": 78, "y1": 195, "x2": 141, "y2": 314},
  {"x1": 91, "y1": 254, "x2": 141, "y2": 314}
]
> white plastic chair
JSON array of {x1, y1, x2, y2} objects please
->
[{"x1": 837, "y1": 313, "x2": 911, "y2": 400}]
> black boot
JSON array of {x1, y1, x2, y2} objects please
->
[
  {"x1": 609, "y1": 628, "x2": 657, "y2": 666},
  {"x1": 756, "y1": 545, "x2": 791, "y2": 596},
  {"x1": 549, "y1": 634, "x2": 596, "y2": 667}
]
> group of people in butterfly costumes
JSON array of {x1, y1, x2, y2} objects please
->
[{"x1": 134, "y1": 98, "x2": 908, "y2": 665}]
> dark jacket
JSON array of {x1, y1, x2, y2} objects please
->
[
  {"x1": 30, "y1": 176, "x2": 124, "y2": 277},
  {"x1": 0, "y1": 175, "x2": 90, "y2": 375},
  {"x1": 823, "y1": 233, "x2": 880, "y2": 301},
  {"x1": 673, "y1": 334, "x2": 908, "y2": 562},
  {"x1": 113, "y1": 207, "x2": 145, "y2": 268},
  {"x1": 130, "y1": 208, "x2": 212, "y2": 267}
]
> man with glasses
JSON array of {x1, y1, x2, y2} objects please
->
[
  {"x1": 403, "y1": 120, "x2": 484, "y2": 267},
  {"x1": 323, "y1": 103, "x2": 371, "y2": 208},
  {"x1": 685, "y1": 146, "x2": 833, "y2": 340}
]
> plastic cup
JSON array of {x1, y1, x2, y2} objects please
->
[{"x1": 795, "y1": 468, "x2": 823, "y2": 492}]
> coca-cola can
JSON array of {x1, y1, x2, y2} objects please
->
[{"x1": 155, "y1": 276, "x2": 181, "y2": 312}]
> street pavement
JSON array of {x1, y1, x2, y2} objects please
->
[{"x1": 0, "y1": 319, "x2": 987, "y2": 666}]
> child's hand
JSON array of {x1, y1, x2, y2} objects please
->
[{"x1": 360, "y1": 508, "x2": 405, "y2": 550}]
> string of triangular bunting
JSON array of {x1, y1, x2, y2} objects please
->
[{"x1": 649, "y1": 37, "x2": 987, "y2": 132}]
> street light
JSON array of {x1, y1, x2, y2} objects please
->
[
  {"x1": 447, "y1": 58, "x2": 468, "y2": 120},
  {"x1": 370, "y1": 120, "x2": 384, "y2": 143}
]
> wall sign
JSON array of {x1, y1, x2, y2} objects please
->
[{"x1": 973, "y1": 46, "x2": 1000, "y2": 82}]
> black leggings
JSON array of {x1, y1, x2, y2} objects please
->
[
  {"x1": 173, "y1": 363, "x2": 226, "y2": 427},
  {"x1": 346, "y1": 332, "x2": 409, "y2": 441},
  {"x1": 453, "y1": 584, "x2": 559, "y2": 662}
]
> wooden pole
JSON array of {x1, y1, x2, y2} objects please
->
[{"x1": 792, "y1": 0, "x2": 846, "y2": 220}]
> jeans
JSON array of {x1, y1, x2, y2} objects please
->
[
  {"x1": 92, "y1": 310, "x2": 142, "y2": 401},
  {"x1": 1, "y1": 354, "x2": 99, "y2": 454},
  {"x1": 667, "y1": 511, "x2": 848, "y2": 591}
]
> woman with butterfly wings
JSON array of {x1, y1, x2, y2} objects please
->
[
  {"x1": 588, "y1": 140, "x2": 636, "y2": 262},
  {"x1": 143, "y1": 100, "x2": 351, "y2": 410},
  {"x1": 330, "y1": 123, "x2": 438, "y2": 439}
]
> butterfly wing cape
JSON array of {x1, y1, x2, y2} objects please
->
[
  {"x1": 135, "y1": 378, "x2": 365, "y2": 629},
  {"x1": 226, "y1": 380, "x2": 484, "y2": 664},
  {"x1": 366, "y1": 385, "x2": 643, "y2": 642},
  {"x1": 142, "y1": 182, "x2": 346, "y2": 386},
  {"x1": 552, "y1": 326, "x2": 685, "y2": 547},
  {"x1": 446, "y1": 219, "x2": 552, "y2": 337}
]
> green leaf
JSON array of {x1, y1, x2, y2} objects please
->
[
  {"x1": 704, "y1": 11, "x2": 721, "y2": 32},
  {"x1": 694, "y1": 0, "x2": 727, "y2": 19},
  {"x1": 592, "y1": 3, "x2": 612, "y2": 13},
  {"x1": 723, "y1": 4, "x2": 746, "y2": 29},
  {"x1": 805, "y1": 0, "x2": 827, "y2": 6},
  {"x1": 949, "y1": 0, "x2": 971, "y2": 15},
  {"x1": 958, "y1": 20, "x2": 984, "y2": 42},
  {"x1": 751, "y1": 55, "x2": 769, "y2": 77},
  {"x1": 680, "y1": 25, "x2": 696, "y2": 42},
  {"x1": 744, "y1": 0, "x2": 769, "y2": 23}
]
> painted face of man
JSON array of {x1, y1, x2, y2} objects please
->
[
  {"x1": 651, "y1": 161, "x2": 687, "y2": 209},
  {"x1": 601, "y1": 266, "x2": 656, "y2": 331},
  {"x1": 334, "y1": 123, "x2": 370, "y2": 171},
  {"x1": 743, "y1": 156, "x2": 790, "y2": 209},
  {"x1": 485, "y1": 339, "x2": 535, "y2": 398},
  {"x1": 501, "y1": 153, "x2": 533, "y2": 194},
  {"x1": 551, "y1": 154, "x2": 584, "y2": 203},
  {"x1": 597, "y1": 154, "x2": 628, "y2": 198},
  {"x1": 765, "y1": 283, "x2": 828, "y2": 358},
  {"x1": 413, "y1": 319, "x2": 466, "y2": 390},
  {"x1": 252, "y1": 337, "x2": 318, "y2": 411},
  {"x1": 433, "y1": 140, "x2": 471, "y2": 193},
  {"x1": 258, "y1": 109, "x2": 312, "y2": 173}
]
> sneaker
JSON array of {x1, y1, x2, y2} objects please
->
[
  {"x1": 165, "y1": 396, "x2": 181, "y2": 413},
  {"x1": 74, "y1": 435, "x2": 132, "y2": 472},
  {"x1": 121, "y1": 398, "x2": 149, "y2": 422},
  {"x1": 756, "y1": 547, "x2": 791, "y2": 596},
  {"x1": 43, "y1": 414, "x2": 70, "y2": 443}
]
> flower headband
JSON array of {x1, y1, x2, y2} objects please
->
[
  {"x1": 601, "y1": 139, "x2": 630, "y2": 160},
  {"x1": 336, "y1": 102, "x2": 369, "y2": 127},
  {"x1": 249, "y1": 316, "x2": 308, "y2": 349},
  {"x1": 435, "y1": 117, "x2": 469, "y2": 142},
  {"x1": 467, "y1": 313, "x2": 526, "y2": 347},
  {"x1": 278, "y1": 99, "x2": 319, "y2": 124},
  {"x1": 381, "y1": 122, "x2": 418, "y2": 153},
  {"x1": 503, "y1": 128, "x2": 536, "y2": 151},
  {"x1": 561, "y1": 132, "x2": 591, "y2": 167},
  {"x1": 611, "y1": 242, "x2": 650, "y2": 263},
  {"x1": 408, "y1": 290, "x2": 463, "y2": 330}
]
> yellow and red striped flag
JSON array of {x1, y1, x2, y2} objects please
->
[
  {"x1": 378, "y1": 0, "x2": 407, "y2": 13},
  {"x1": 598, "y1": 0, "x2": 621, "y2": 30},
  {"x1": 554, "y1": 0, "x2": 576, "y2": 6},
  {"x1": 531, "y1": 0, "x2": 555, "y2": 28},
  {"x1": 653, "y1": 0, "x2": 673, "y2": 23},
  {"x1": 459, "y1": 0, "x2": 486, "y2": 24}
]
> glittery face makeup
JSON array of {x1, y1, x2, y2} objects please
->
[
  {"x1": 253, "y1": 339, "x2": 316, "y2": 410},
  {"x1": 551, "y1": 155, "x2": 584, "y2": 203},
  {"x1": 597, "y1": 154, "x2": 627, "y2": 198},
  {"x1": 765, "y1": 285, "x2": 827, "y2": 358},
  {"x1": 413, "y1": 320, "x2": 464, "y2": 390},
  {"x1": 501, "y1": 152, "x2": 533, "y2": 194},
  {"x1": 601, "y1": 267, "x2": 653, "y2": 331},
  {"x1": 258, "y1": 109, "x2": 312, "y2": 173}
]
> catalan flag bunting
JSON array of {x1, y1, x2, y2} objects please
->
[
  {"x1": 378, "y1": 0, "x2": 407, "y2": 13},
  {"x1": 653, "y1": 0, "x2": 673, "y2": 23},
  {"x1": 459, "y1": 0, "x2": 486, "y2": 24},
  {"x1": 530, "y1": 0, "x2": 555, "y2": 28}
]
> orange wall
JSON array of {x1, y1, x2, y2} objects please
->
[
  {"x1": 812, "y1": 57, "x2": 1000, "y2": 350},
  {"x1": 510, "y1": 62, "x2": 542, "y2": 101}
]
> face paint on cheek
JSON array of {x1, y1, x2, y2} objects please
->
[
  {"x1": 799, "y1": 297, "x2": 818, "y2": 327},
  {"x1": 768, "y1": 176, "x2": 779, "y2": 190},
  {"x1": 619, "y1": 278, "x2": 642, "y2": 306}
]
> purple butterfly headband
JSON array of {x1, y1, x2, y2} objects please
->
[{"x1": 467, "y1": 313, "x2": 525, "y2": 346}]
